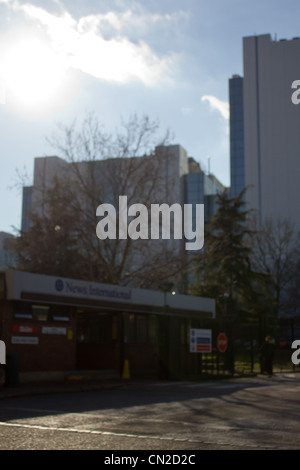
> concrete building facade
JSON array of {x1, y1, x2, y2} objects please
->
[
  {"x1": 20, "y1": 145, "x2": 224, "y2": 291},
  {"x1": 22, "y1": 145, "x2": 224, "y2": 232},
  {"x1": 230, "y1": 34, "x2": 300, "y2": 229},
  {"x1": 229, "y1": 74, "x2": 245, "y2": 200}
]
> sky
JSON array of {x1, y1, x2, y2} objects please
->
[{"x1": 1, "y1": 0, "x2": 300, "y2": 234}]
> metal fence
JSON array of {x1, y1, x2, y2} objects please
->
[{"x1": 179, "y1": 316, "x2": 299, "y2": 381}]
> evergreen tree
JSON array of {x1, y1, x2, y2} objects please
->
[{"x1": 190, "y1": 188, "x2": 254, "y2": 318}]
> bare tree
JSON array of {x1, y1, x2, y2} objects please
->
[
  {"x1": 12, "y1": 113, "x2": 189, "y2": 290},
  {"x1": 248, "y1": 215, "x2": 300, "y2": 317}
]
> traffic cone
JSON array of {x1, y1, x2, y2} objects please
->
[{"x1": 122, "y1": 359, "x2": 130, "y2": 379}]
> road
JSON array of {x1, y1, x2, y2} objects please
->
[{"x1": 0, "y1": 373, "x2": 299, "y2": 451}]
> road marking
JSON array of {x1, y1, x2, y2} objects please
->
[
  {"x1": 3, "y1": 407, "x2": 217, "y2": 428},
  {"x1": 0, "y1": 420, "x2": 195, "y2": 443},
  {"x1": 0, "y1": 420, "x2": 289, "y2": 449}
]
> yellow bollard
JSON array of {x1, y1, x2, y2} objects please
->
[{"x1": 122, "y1": 359, "x2": 130, "y2": 379}]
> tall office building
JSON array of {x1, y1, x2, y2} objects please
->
[
  {"x1": 185, "y1": 163, "x2": 224, "y2": 223},
  {"x1": 22, "y1": 145, "x2": 224, "y2": 233},
  {"x1": 21, "y1": 186, "x2": 33, "y2": 232},
  {"x1": 229, "y1": 75, "x2": 245, "y2": 200},
  {"x1": 230, "y1": 34, "x2": 300, "y2": 229},
  {"x1": 0, "y1": 232, "x2": 17, "y2": 270}
]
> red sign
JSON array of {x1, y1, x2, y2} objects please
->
[
  {"x1": 196, "y1": 345, "x2": 211, "y2": 352},
  {"x1": 217, "y1": 333, "x2": 228, "y2": 353},
  {"x1": 12, "y1": 325, "x2": 39, "y2": 334}
]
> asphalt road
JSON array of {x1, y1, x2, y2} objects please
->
[{"x1": 0, "y1": 373, "x2": 299, "y2": 452}]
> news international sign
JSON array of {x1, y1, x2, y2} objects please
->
[
  {"x1": 54, "y1": 278, "x2": 132, "y2": 302},
  {"x1": 4, "y1": 270, "x2": 216, "y2": 317}
]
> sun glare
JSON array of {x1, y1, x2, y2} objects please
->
[{"x1": 2, "y1": 38, "x2": 66, "y2": 111}]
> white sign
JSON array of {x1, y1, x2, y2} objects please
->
[
  {"x1": 42, "y1": 327, "x2": 67, "y2": 335},
  {"x1": 0, "y1": 340, "x2": 6, "y2": 364},
  {"x1": 4, "y1": 271, "x2": 215, "y2": 315},
  {"x1": 190, "y1": 328, "x2": 212, "y2": 353},
  {"x1": 11, "y1": 336, "x2": 39, "y2": 345}
]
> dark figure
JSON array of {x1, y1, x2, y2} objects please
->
[{"x1": 259, "y1": 336, "x2": 274, "y2": 376}]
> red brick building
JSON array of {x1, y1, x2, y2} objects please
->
[{"x1": 0, "y1": 270, "x2": 216, "y2": 382}]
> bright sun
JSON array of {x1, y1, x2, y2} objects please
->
[{"x1": 2, "y1": 38, "x2": 66, "y2": 111}]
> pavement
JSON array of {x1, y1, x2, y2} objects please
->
[
  {"x1": 0, "y1": 368, "x2": 296, "y2": 400},
  {"x1": 0, "y1": 365, "x2": 140, "y2": 399},
  {"x1": 0, "y1": 375, "x2": 134, "y2": 399}
]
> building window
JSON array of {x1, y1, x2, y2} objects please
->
[
  {"x1": 32, "y1": 305, "x2": 49, "y2": 321},
  {"x1": 13, "y1": 302, "x2": 71, "y2": 323}
]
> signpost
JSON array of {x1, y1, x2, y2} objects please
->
[
  {"x1": 190, "y1": 328, "x2": 212, "y2": 353},
  {"x1": 217, "y1": 332, "x2": 228, "y2": 353}
]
